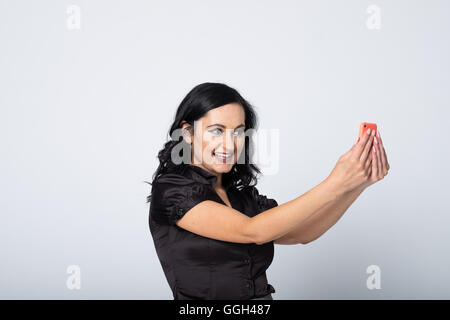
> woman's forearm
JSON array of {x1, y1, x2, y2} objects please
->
[
  {"x1": 248, "y1": 178, "x2": 342, "y2": 245},
  {"x1": 287, "y1": 186, "x2": 365, "y2": 244}
]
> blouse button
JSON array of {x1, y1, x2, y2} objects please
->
[{"x1": 246, "y1": 282, "x2": 252, "y2": 289}]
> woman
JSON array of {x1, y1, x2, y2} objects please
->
[{"x1": 146, "y1": 82, "x2": 389, "y2": 300}]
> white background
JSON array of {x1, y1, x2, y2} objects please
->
[{"x1": 1, "y1": 0, "x2": 449, "y2": 299}]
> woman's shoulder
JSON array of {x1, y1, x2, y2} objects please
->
[
  {"x1": 151, "y1": 171, "x2": 208, "y2": 203},
  {"x1": 153, "y1": 173, "x2": 195, "y2": 186},
  {"x1": 151, "y1": 171, "x2": 206, "y2": 204},
  {"x1": 239, "y1": 185, "x2": 279, "y2": 213},
  {"x1": 153, "y1": 165, "x2": 196, "y2": 186},
  {"x1": 149, "y1": 171, "x2": 209, "y2": 226}
]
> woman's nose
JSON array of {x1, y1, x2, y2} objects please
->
[{"x1": 221, "y1": 131, "x2": 235, "y2": 148}]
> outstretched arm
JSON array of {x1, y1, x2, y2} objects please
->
[
  {"x1": 274, "y1": 186, "x2": 365, "y2": 245},
  {"x1": 171, "y1": 129, "x2": 387, "y2": 245},
  {"x1": 275, "y1": 129, "x2": 390, "y2": 245},
  {"x1": 174, "y1": 178, "x2": 341, "y2": 245}
]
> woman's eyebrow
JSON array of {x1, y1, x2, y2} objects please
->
[{"x1": 207, "y1": 123, "x2": 245, "y2": 129}]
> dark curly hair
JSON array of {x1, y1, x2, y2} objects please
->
[{"x1": 145, "y1": 82, "x2": 263, "y2": 203}]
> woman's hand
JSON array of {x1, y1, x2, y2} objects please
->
[
  {"x1": 325, "y1": 128, "x2": 377, "y2": 195},
  {"x1": 361, "y1": 130, "x2": 390, "y2": 189}
]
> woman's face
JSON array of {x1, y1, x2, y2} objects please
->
[{"x1": 182, "y1": 103, "x2": 246, "y2": 175}]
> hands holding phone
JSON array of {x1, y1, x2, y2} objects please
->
[{"x1": 325, "y1": 123, "x2": 390, "y2": 196}]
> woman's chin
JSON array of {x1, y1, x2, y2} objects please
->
[{"x1": 210, "y1": 161, "x2": 234, "y2": 172}]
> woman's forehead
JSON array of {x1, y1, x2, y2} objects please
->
[{"x1": 202, "y1": 103, "x2": 245, "y2": 126}]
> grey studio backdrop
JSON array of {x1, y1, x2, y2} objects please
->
[{"x1": 0, "y1": 0, "x2": 449, "y2": 299}]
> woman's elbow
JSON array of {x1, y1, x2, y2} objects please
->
[{"x1": 242, "y1": 217, "x2": 265, "y2": 245}]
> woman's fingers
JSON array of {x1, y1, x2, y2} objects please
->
[
  {"x1": 360, "y1": 129, "x2": 375, "y2": 163},
  {"x1": 374, "y1": 137, "x2": 382, "y2": 178},
  {"x1": 377, "y1": 131, "x2": 390, "y2": 172},
  {"x1": 371, "y1": 145, "x2": 378, "y2": 179},
  {"x1": 354, "y1": 128, "x2": 371, "y2": 158},
  {"x1": 364, "y1": 143, "x2": 373, "y2": 171},
  {"x1": 374, "y1": 136, "x2": 385, "y2": 178}
]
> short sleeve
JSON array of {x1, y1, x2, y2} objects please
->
[
  {"x1": 149, "y1": 174, "x2": 207, "y2": 226},
  {"x1": 245, "y1": 186, "x2": 279, "y2": 214}
]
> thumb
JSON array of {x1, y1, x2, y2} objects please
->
[
  {"x1": 352, "y1": 137, "x2": 360, "y2": 147},
  {"x1": 351, "y1": 137, "x2": 360, "y2": 149}
]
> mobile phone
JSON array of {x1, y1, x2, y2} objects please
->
[{"x1": 358, "y1": 122, "x2": 377, "y2": 140}]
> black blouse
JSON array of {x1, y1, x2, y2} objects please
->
[{"x1": 148, "y1": 164, "x2": 279, "y2": 300}]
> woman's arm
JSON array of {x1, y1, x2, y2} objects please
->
[
  {"x1": 175, "y1": 178, "x2": 341, "y2": 244},
  {"x1": 274, "y1": 186, "x2": 365, "y2": 245},
  {"x1": 246, "y1": 178, "x2": 341, "y2": 245},
  {"x1": 275, "y1": 130, "x2": 390, "y2": 245},
  {"x1": 175, "y1": 131, "x2": 378, "y2": 245}
]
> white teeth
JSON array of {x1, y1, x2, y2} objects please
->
[{"x1": 213, "y1": 152, "x2": 232, "y2": 158}]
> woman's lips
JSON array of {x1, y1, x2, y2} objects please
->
[{"x1": 213, "y1": 151, "x2": 233, "y2": 163}]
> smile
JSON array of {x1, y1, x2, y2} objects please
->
[{"x1": 213, "y1": 152, "x2": 233, "y2": 161}]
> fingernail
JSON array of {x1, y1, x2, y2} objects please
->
[{"x1": 367, "y1": 128, "x2": 371, "y2": 135}]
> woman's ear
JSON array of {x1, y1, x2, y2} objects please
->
[{"x1": 180, "y1": 121, "x2": 193, "y2": 144}]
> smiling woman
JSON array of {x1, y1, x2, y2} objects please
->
[
  {"x1": 181, "y1": 102, "x2": 248, "y2": 174},
  {"x1": 146, "y1": 82, "x2": 282, "y2": 300},
  {"x1": 145, "y1": 82, "x2": 365, "y2": 300}
]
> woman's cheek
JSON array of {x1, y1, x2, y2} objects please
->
[
  {"x1": 200, "y1": 134, "x2": 212, "y2": 161},
  {"x1": 235, "y1": 143, "x2": 244, "y2": 162}
]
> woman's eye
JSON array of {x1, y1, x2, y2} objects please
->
[
  {"x1": 210, "y1": 128, "x2": 222, "y2": 135},
  {"x1": 209, "y1": 128, "x2": 244, "y2": 136}
]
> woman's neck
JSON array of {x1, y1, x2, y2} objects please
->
[
  {"x1": 189, "y1": 162, "x2": 223, "y2": 189},
  {"x1": 214, "y1": 173, "x2": 223, "y2": 189}
]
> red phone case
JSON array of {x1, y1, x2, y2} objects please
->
[{"x1": 358, "y1": 122, "x2": 377, "y2": 141}]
